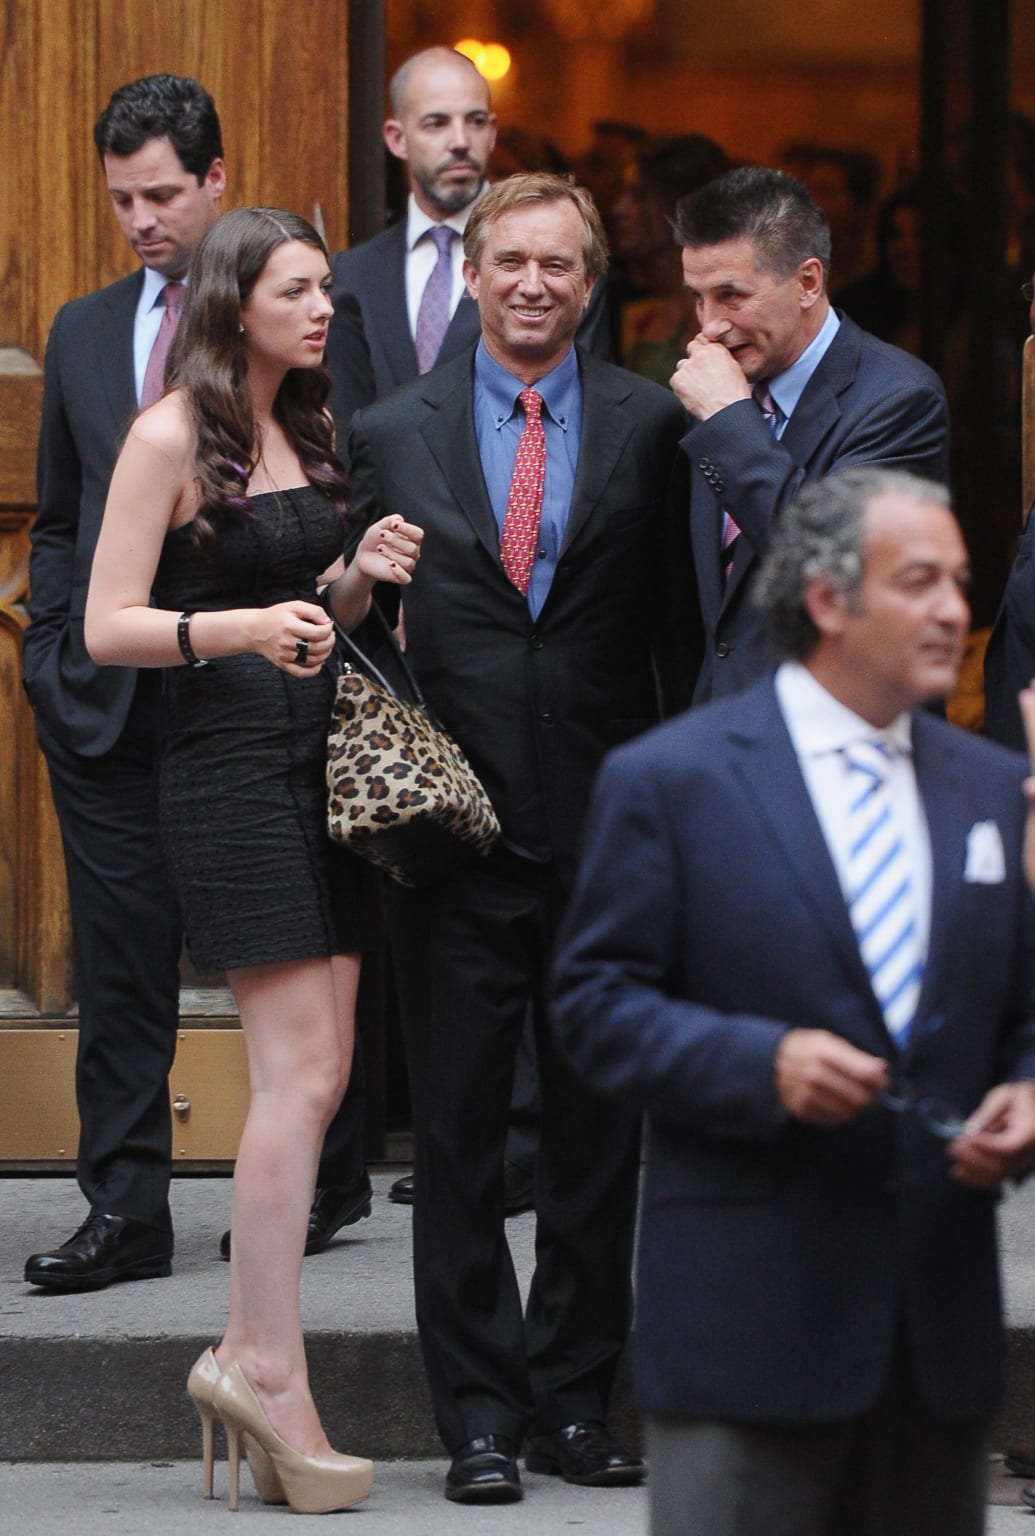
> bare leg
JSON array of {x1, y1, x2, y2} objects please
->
[{"x1": 216, "y1": 952, "x2": 360, "y2": 1457}]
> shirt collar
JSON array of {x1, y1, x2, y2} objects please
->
[
  {"x1": 767, "y1": 304, "x2": 840, "y2": 422},
  {"x1": 405, "y1": 188, "x2": 483, "y2": 253},
  {"x1": 473, "y1": 338, "x2": 580, "y2": 432},
  {"x1": 775, "y1": 660, "x2": 913, "y2": 760},
  {"x1": 141, "y1": 266, "x2": 188, "y2": 311}
]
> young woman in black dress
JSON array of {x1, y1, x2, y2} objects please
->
[{"x1": 85, "y1": 207, "x2": 422, "y2": 1514}]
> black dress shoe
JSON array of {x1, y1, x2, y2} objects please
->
[
  {"x1": 525, "y1": 1421, "x2": 645, "y2": 1486},
  {"x1": 219, "y1": 1172, "x2": 372, "y2": 1260},
  {"x1": 387, "y1": 1172, "x2": 413, "y2": 1205},
  {"x1": 1006, "y1": 1438, "x2": 1035, "y2": 1477},
  {"x1": 445, "y1": 1435, "x2": 522, "y2": 1503},
  {"x1": 24, "y1": 1212, "x2": 173, "y2": 1293},
  {"x1": 1022, "y1": 1483, "x2": 1035, "y2": 1511},
  {"x1": 388, "y1": 1163, "x2": 533, "y2": 1215}
]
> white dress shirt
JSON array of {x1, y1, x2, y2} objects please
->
[
  {"x1": 403, "y1": 192, "x2": 480, "y2": 341},
  {"x1": 774, "y1": 661, "x2": 932, "y2": 961}
]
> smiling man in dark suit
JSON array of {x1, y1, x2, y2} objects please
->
[
  {"x1": 670, "y1": 165, "x2": 950, "y2": 705},
  {"x1": 347, "y1": 171, "x2": 692, "y2": 1504},
  {"x1": 334, "y1": 46, "x2": 606, "y2": 1217},
  {"x1": 553, "y1": 466, "x2": 1035, "y2": 1536}
]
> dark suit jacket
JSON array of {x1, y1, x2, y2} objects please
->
[
  {"x1": 332, "y1": 220, "x2": 609, "y2": 400},
  {"x1": 347, "y1": 344, "x2": 692, "y2": 885},
  {"x1": 984, "y1": 500, "x2": 1035, "y2": 753},
  {"x1": 25, "y1": 277, "x2": 373, "y2": 757},
  {"x1": 26, "y1": 271, "x2": 144, "y2": 756},
  {"x1": 552, "y1": 678, "x2": 1035, "y2": 1424},
  {"x1": 685, "y1": 313, "x2": 950, "y2": 703}
]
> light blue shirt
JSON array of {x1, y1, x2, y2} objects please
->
[
  {"x1": 472, "y1": 340, "x2": 582, "y2": 620},
  {"x1": 764, "y1": 305, "x2": 841, "y2": 436}
]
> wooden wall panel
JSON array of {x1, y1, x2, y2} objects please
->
[{"x1": 0, "y1": 0, "x2": 355, "y2": 1165}]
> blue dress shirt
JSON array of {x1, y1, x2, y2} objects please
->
[{"x1": 473, "y1": 340, "x2": 582, "y2": 620}]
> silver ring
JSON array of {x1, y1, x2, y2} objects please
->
[{"x1": 294, "y1": 638, "x2": 309, "y2": 665}]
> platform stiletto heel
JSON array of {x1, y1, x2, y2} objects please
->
[
  {"x1": 214, "y1": 1361, "x2": 374, "y2": 1514},
  {"x1": 186, "y1": 1348, "x2": 286, "y2": 1504},
  {"x1": 186, "y1": 1348, "x2": 221, "y2": 1499}
]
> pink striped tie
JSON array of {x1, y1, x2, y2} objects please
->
[{"x1": 722, "y1": 382, "x2": 781, "y2": 581}]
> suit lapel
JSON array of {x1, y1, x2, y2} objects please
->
[
  {"x1": 97, "y1": 273, "x2": 143, "y2": 430},
  {"x1": 731, "y1": 687, "x2": 886, "y2": 1017},
  {"x1": 368, "y1": 226, "x2": 420, "y2": 387},
  {"x1": 417, "y1": 354, "x2": 501, "y2": 565},
  {"x1": 779, "y1": 316, "x2": 862, "y2": 469},
  {"x1": 908, "y1": 714, "x2": 967, "y2": 1043},
  {"x1": 559, "y1": 352, "x2": 635, "y2": 557}
]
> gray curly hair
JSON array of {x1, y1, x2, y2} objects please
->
[{"x1": 753, "y1": 466, "x2": 953, "y2": 662}]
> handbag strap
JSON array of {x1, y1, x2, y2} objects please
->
[{"x1": 333, "y1": 598, "x2": 428, "y2": 709}]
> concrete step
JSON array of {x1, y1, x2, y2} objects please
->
[
  {"x1": 0, "y1": 1171, "x2": 636, "y2": 1462},
  {"x1": 3, "y1": 1171, "x2": 1035, "y2": 1463}
]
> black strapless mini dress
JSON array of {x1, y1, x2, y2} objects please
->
[{"x1": 152, "y1": 485, "x2": 376, "y2": 973}]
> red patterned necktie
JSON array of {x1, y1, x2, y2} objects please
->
[
  {"x1": 141, "y1": 281, "x2": 185, "y2": 407},
  {"x1": 499, "y1": 388, "x2": 546, "y2": 595}
]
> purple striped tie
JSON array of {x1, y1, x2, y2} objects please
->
[
  {"x1": 414, "y1": 227, "x2": 454, "y2": 374},
  {"x1": 722, "y1": 381, "x2": 781, "y2": 579}
]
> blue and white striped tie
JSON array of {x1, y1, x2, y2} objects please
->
[{"x1": 844, "y1": 740, "x2": 923, "y2": 1043}]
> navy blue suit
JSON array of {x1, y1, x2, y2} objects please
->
[
  {"x1": 552, "y1": 679, "x2": 1035, "y2": 1427},
  {"x1": 684, "y1": 315, "x2": 950, "y2": 703}
]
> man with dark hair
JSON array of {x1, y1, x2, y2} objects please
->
[
  {"x1": 348, "y1": 171, "x2": 691, "y2": 1504},
  {"x1": 93, "y1": 71, "x2": 224, "y2": 177},
  {"x1": 553, "y1": 465, "x2": 1035, "y2": 1536},
  {"x1": 22, "y1": 75, "x2": 371, "y2": 1290},
  {"x1": 669, "y1": 164, "x2": 950, "y2": 705},
  {"x1": 22, "y1": 73, "x2": 226, "y2": 1291}
]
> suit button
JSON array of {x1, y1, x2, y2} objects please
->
[
  {"x1": 540, "y1": 710, "x2": 555, "y2": 724},
  {"x1": 530, "y1": 634, "x2": 544, "y2": 650},
  {"x1": 716, "y1": 642, "x2": 730, "y2": 658}
]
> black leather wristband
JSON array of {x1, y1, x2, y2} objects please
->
[{"x1": 177, "y1": 612, "x2": 209, "y2": 668}]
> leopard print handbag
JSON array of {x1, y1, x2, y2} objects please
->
[{"x1": 326, "y1": 610, "x2": 500, "y2": 887}]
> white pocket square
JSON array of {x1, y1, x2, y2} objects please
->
[{"x1": 964, "y1": 821, "x2": 1006, "y2": 883}]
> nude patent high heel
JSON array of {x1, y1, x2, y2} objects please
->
[
  {"x1": 213, "y1": 1361, "x2": 374, "y2": 1514},
  {"x1": 186, "y1": 1348, "x2": 286, "y2": 1504}
]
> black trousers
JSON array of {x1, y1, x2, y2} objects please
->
[
  {"x1": 37, "y1": 695, "x2": 182, "y2": 1231},
  {"x1": 388, "y1": 848, "x2": 641, "y2": 1453}
]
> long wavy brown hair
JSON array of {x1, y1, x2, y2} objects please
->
[{"x1": 166, "y1": 206, "x2": 350, "y2": 549}]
